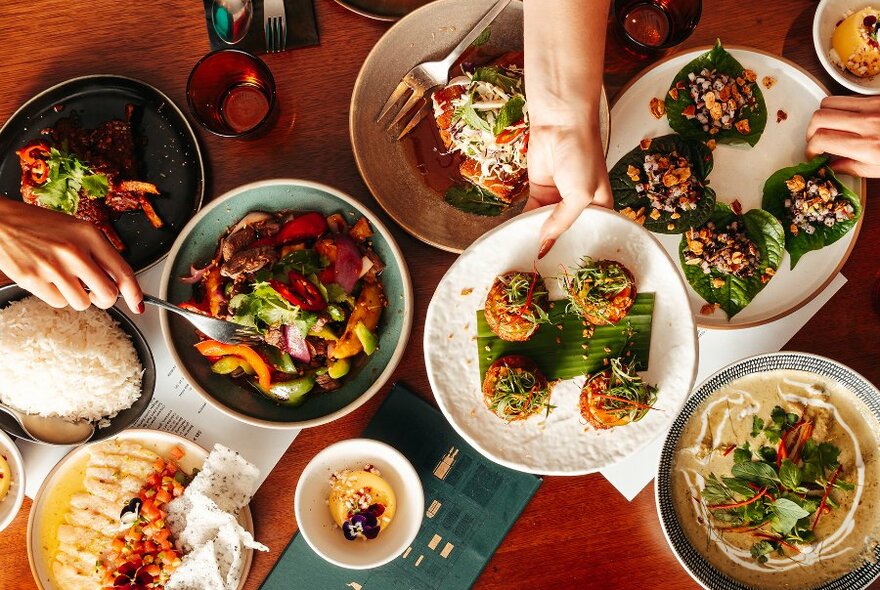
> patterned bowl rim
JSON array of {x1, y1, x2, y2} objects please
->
[{"x1": 655, "y1": 351, "x2": 880, "y2": 590}]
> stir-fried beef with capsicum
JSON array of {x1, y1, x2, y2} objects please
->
[
  {"x1": 16, "y1": 104, "x2": 163, "y2": 251},
  {"x1": 784, "y1": 171, "x2": 856, "y2": 237},
  {"x1": 680, "y1": 67, "x2": 758, "y2": 137},
  {"x1": 182, "y1": 210, "x2": 386, "y2": 407},
  {"x1": 683, "y1": 219, "x2": 764, "y2": 281}
]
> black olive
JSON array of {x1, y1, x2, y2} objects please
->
[{"x1": 120, "y1": 497, "x2": 142, "y2": 519}]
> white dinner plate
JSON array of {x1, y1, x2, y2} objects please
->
[
  {"x1": 27, "y1": 429, "x2": 255, "y2": 590},
  {"x1": 424, "y1": 206, "x2": 698, "y2": 475},
  {"x1": 607, "y1": 46, "x2": 865, "y2": 329}
]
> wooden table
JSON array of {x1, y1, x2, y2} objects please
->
[{"x1": 0, "y1": 1, "x2": 877, "y2": 588}]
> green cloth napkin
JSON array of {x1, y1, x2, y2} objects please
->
[{"x1": 260, "y1": 383, "x2": 542, "y2": 590}]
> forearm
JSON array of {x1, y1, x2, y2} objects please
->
[{"x1": 523, "y1": 0, "x2": 610, "y2": 125}]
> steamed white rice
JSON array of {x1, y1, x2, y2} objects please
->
[{"x1": 0, "y1": 296, "x2": 143, "y2": 423}]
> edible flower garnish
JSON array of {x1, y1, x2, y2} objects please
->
[
  {"x1": 700, "y1": 405, "x2": 855, "y2": 564},
  {"x1": 342, "y1": 503, "x2": 385, "y2": 541}
]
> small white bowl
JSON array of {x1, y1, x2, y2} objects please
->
[
  {"x1": 0, "y1": 430, "x2": 25, "y2": 532},
  {"x1": 814, "y1": 0, "x2": 880, "y2": 94},
  {"x1": 294, "y1": 438, "x2": 423, "y2": 570}
]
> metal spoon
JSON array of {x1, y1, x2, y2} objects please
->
[
  {"x1": 212, "y1": 0, "x2": 254, "y2": 44},
  {"x1": 0, "y1": 402, "x2": 94, "y2": 446}
]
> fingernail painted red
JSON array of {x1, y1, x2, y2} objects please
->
[
  {"x1": 137, "y1": 302, "x2": 145, "y2": 314},
  {"x1": 538, "y1": 239, "x2": 555, "y2": 260}
]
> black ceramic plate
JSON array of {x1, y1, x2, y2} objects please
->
[
  {"x1": 0, "y1": 75, "x2": 204, "y2": 273},
  {"x1": 0, "y1": 284, "x2": 155, "y2": 444},
  {"x1": 656, "y1": 352, "x2": 880, "y2": 590},
  {"x1": 334, "y1": 0, "x2": 434, "y2": 21}
]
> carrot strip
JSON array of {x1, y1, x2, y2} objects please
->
[
  {"x1": 723, "y1": 444, "x2": 736, "y2": 456},
  {"x1": 812, "y1": 465, "x2": 843, "y2": 531},
  {"x1": 707, "y1": 487, "x2": 767, "y2": 510}
]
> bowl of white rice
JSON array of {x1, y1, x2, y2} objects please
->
[{"x1": 0, "y1": 284, "x2": 155, "y2": 444}]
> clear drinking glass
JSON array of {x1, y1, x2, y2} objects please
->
[
  {"x1": 613, "y1": 0, "x2": 702, "y2": 57},
  {"x1": 186, "y1": 49, "x2": 276, "y2": 138}
]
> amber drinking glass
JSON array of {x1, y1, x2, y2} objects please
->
[
  {"x1": 186, "y1": 49, "x2": 276, "y2": 138},
  {"x1": 613, "y1": 0, "x2": 702, "y2": 56}
]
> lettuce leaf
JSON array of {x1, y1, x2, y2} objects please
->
[{"x1": 229, "y1": 282, "x2": 316, "y2": 335}]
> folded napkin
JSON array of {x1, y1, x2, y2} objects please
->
[
  {"x1": 201, "y1": 0, "x2": 319, "y2": 53},
  {"x1": 260, "y1": 383, "x2": 542, "y2": 590}
]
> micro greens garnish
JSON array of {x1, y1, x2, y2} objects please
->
[
  {"x1": 701, "y1": 405, "x2": 855, "y2": 564},
  {"x1": 498, "y1": 272, "x2": 550, "y2": 326},
  {"x1": 487, "y1": 362, "x2": 551, "y2": 422},
  {"x1": 582, "y1": 357, "x2": 658, "y2": 427},
  {"x1": 560, "y1": 257, "x2": 633, "y2": 322}
]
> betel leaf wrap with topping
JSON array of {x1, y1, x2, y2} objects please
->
[
  {"x1": 609, "y1": 133, "x2": 716, "y2": 234},
  {"x1": 761, "y1": 156, "x2": 862, "y2": 269},
  {"x1": 665, "y1": 40, "x2": 767, "y2": 147},
  {"x1": 679, "y1": 202, "x2": 784, "y2": 318}
]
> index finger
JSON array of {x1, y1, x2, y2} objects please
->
[{"x1": 819, "y1": 95, "x2": 880, "y2": 113}]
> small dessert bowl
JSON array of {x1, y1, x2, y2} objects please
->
[
  {"x1": 294, "y1": 438, "x2": 423, "y2": 569},
  {"x1": 814, "y1": 0, "x2": 880, "y2": 94}
]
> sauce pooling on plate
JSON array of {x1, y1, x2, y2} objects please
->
[{"x1": 672, "y1": 370, "x2": 880, "y2": 590}]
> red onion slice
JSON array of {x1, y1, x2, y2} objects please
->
[
  {"x1": 282, "y1": 324, "x2": 311, "y2": 363},
  {"x1": 180, "y1": 264, "x2": 208, "y2": 284},
  {"x1": 334, "y1": 235, "x2": 362, "y2": 293}
]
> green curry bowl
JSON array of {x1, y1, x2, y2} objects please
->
[{"x1": 159, "y1": 179, "x2": 413, "y2": 428}]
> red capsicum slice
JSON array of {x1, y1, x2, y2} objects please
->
[
  {"x1": 195, "y1": 340, "x2": 272, "y2": 391},
  {"x1": 29, "y1": 159, "x2": 49, "y2": 184},
  {"x1": 252, "y1": 212, "x2": 329, "y2": 248},
  {"x1": 270, "y1": 271, "x2": 326, "y2": 311},
  {"x1": 16, "y1": 142, "x2": 50, "y2": 165}
]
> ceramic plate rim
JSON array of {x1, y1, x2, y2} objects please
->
[
  {"x1": 158, "y1": 178, "x2": 414, "y2": 429},
  {"x1": 349, "y1": 0, "x2": 610, "y2": 254},
  {"x1": 655, "y1": 351, "x2": 880, "y2": 590},
  {"x1": 26, "y1": 428, "x2": 255, "y2": 590},
  {"x1": 0, "y1": 429, "x2": 25, "y2": 533},
  {"x1": 0, "y1": 73, "x2": 205, "y2": 275},
  {"x1": 293, "y1": 437, "x2": 424, "y2": 569},
  {"x1": 610, "y1": 44, "x2": 866, "y2": 330},
  {"x1": 424, "y1": 205, "x2": 699, "y2": 476}
]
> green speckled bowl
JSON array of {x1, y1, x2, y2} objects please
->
[{"x1": 159, "y1": 179, "x2": 413, "y2": 429}]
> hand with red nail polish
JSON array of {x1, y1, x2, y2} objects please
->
[
  {"x1": 523, "y1": 0, "x2": 613, "y2": 260},
  {"x1": 0, "y1": 199, "x2": 143, "y2": 314}
]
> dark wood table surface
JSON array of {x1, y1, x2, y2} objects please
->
[{"x1": 0, "y1": 1, "x2": 877, "y2": 588}]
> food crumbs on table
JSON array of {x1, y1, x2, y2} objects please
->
[{"x1": 650, "y1": 97, "x2": 666, "y2": 119}]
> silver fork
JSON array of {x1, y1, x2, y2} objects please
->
[
  {"x1": 142, "y1": 294, "x2": 264, "y2": 346},
  {"x1": 263, "y1": 0, "x2": 287, "y2": 53},
  {"x1": 377, "y1": 0, "x2": 511, "y2": 139}
]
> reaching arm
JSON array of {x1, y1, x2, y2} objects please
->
[{"x1": 523, "y1": 0, "x2": 612, "y2": 258}]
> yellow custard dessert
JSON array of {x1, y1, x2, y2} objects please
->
[
  {"x1": 832, "y1": 7, "x2": 880, "y2": 77},
  {"x1": 0, "y1": 453, "x2": 10, "y2": 502},
  {"x1": 328, "y1": 465, "x2": 396, "y2": 541}
]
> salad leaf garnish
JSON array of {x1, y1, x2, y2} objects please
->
[
  {"x1": 33, "y1": 147, "x2": 109, "y2": 215},
  {"x1": 445, "y1": 184, "x2": 506, "y2": 216},
  {"x1": 493, "y1": 95, "x2": 525, "y2": 136},
  {"x1": 229, "y1": 282, "x2": 317, "y2": 335}
]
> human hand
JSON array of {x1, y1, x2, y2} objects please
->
[
  {"x1": 524, "y1": 115, "x2": 613, "y2": 259},
  {"x1": 807, "y1": 95, "x2": 880, "y2": 177},
  {"x1": 0, "y1": 198, "x2": 143, "y2": 313}
]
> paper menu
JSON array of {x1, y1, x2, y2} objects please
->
[
  {"x1": 599, "y1": 273, "x2": 848, "y2": 502},
  {"x1": 16, "y1": 263, "x2": 300, "y2": 499}
]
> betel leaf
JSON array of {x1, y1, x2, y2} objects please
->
[
  {"x1": 761, "y1": 156, "x2": 862, "y2": 269},
  {"x1": 445, "y1": 184, "x2": 506, "y2": 216},
  {"x1": 609, "y1": 133, "x2": 715, "y2": 233},
  {"x1": 665, "y1": 39, "x2": 767, "y2": 147},
  {"x1": 731, "y1": 460, "x2": 780, "y2": 487},
  {"x1": 493, "y1": 95, "x2": 525, "y2": 135},
  {"x1": 679, "y1": 202, "x2": 784, "y2": 318},
  {"x1": 770, "y1": 498, "x2": 810, "y2": 535}
]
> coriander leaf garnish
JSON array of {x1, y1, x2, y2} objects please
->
[{"x1": 33, "y1": 147, "x2": 109, "y2": 215}]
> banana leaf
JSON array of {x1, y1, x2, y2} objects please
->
[
  {"x1": 609, "y1": 133, "x2": 716, "y2": 234},
  {"x1": 476, "y1": 293, "x2": 654, "y2": 381},
  {"x1": 679, "y1": 203, "x2": 784, "y2": 318},
  {"x1": 665, "y1": 40, "x2": 767, "y2": 147},
  {"x1": 761, "y1": 156, "x2": 862, "y2": 269}
]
